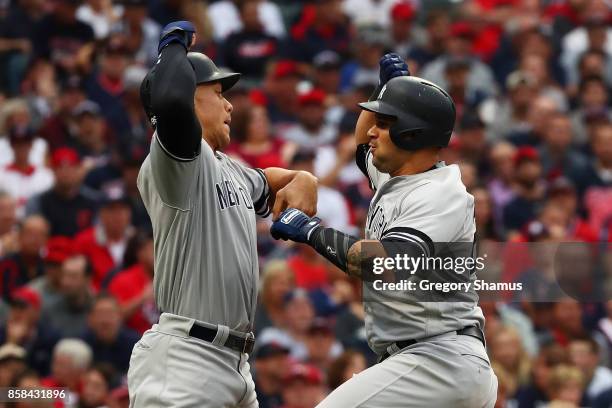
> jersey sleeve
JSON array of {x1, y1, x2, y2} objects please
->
[
  {"x1": 229, "y1": 158, "x2": 271, "y2": 217},
  {"x1": 381, "y1": 182, "x2": 474, "y2": 256},
  {"x1": 356, "y1": 143, "x2": 390, "y2": 190},
  {"x1": 147, "y1": 132, "x2": 205, "y2": 210}
]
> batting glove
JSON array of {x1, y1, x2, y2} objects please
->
[
  {"x1": 379, "y1": 53, "x2": 410, "y2": 85},
  {"x1": 158, "y1": 20, "x2": 196, "y2": 54},
  {"x1": 270, "y1": 208, "x2": 322, "y2": 243}
]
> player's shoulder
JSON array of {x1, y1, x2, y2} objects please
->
[{"x1": 399, "y1": 164, "x2": 468, "y2": 208}]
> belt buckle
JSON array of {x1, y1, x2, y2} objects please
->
[{"x1": 243, "y1": 332, "x2": 255, "y2": 354}]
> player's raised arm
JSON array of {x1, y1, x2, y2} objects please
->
[
  {"x1": 355, "y1": 54, "x2": 410, "y2": 189},
  {"x1": 141, "y1": 21, "x2": 201, "y2": 160}
]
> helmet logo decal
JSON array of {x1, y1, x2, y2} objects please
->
[{"x1": 377, "y1": 84, "x2": 387, "y2": 100}]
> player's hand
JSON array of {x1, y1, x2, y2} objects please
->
[
  {"x1": 272, "y1": 171, "x2": 318, "y2": 219},
  {"x1": 158, "y1": 20, "x2": 196, "y2": 53},
  {"x1": 270, "y1": 208, "x2": 322, "y2": 243},
  {"x1": 379, "y1": 53, "x2": 410, "y2": 85}
]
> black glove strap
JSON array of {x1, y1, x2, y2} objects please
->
[{"x1": 308, "y1": 227, "x2": 358, "y2": 272}]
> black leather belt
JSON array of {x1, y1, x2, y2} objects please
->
[
  {"x1": 188, "y1": 323, "x2": 255, "y2": 354},
  {"x1": 379, "y1": 326, "x2": 485, "y2": 363}
]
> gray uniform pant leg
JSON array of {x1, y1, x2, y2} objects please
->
[
  {"x1": 317, "y1": 333, "x2": 497, "y2": 408},
  {"x1": 128, "y1": 317, "x2": 258, "y2": 408}
]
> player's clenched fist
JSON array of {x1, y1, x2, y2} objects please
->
[
  {"x1": 379, "y1": 53, "x2": 410, "y2": 85},
  {"x1": 270, "y1": 208, "x2": 322, "y2": 243},
  {"x1": 158, "y1": 20, "x2": 196, "y2": 53},
  {"x1": 271, "y1": 170, "x2": 318, "y2": 219}
]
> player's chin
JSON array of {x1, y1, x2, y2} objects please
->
[{"x1": 219, "y1": 126, "x2": 231, "y2": 149}]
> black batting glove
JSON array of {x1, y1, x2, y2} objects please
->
[{"x1": 158, "y1": 20, "x2": 196, "y2": 54}]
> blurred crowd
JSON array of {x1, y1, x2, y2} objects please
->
[{"x1": 0, "y1": 0, "x2": 611, "y2": 407}]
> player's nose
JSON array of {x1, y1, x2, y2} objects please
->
[
  {"x1": 225, "y1": 98, "x2": 233, "y2": 113},
  {"x1": 367, "y1": 125, "x2": 379, "y2": 139}
]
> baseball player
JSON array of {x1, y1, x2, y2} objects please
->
[
  {"x1": 270, "y1": 54, "x2": 498, "y2": 407},
  {"x1": 128, "y1": 21, "x2": 317, "y2": 407}
]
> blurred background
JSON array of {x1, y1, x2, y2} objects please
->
[{"x1": 0, "y1": 0, "x2": 610, "y2": 407}]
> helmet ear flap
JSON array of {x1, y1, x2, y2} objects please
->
[{"x1": 390, "y1": 127, "x2": 423, "y2": 150}]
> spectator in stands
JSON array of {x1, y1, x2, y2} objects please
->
[
  {"x1": 70, "y1": 100, "x2": 114, "y2": 169},
  {"x1": 571, "y1": 75, "x2": 611, "y2": 144},
  {"x1": 26, "y1": 147, "x2": 99, "y2": 237},
  {"x1": 544, "y1": 178, "x2": 598, "y2": 241},
  {"x1": 490, "y1": 326, "x2": 532, "y2": 397},
  {"x1": 38, "y1": 75, "x2": 87, "y2": 149},
  {"x1": 107, "y1": 65, "x2": 150, "y2": 152},
  {"x1": 208, "y1": 0, "x2": 285, "y2": 42},
  {"x1": 519, "y1": 53, "x2": 568, "y2": 111},
  {"x1": 85, "y1": 36, "x2": 130, "y2": 115},
  {"x1": 81, "y1": 294, "x2": 139, "y2": 373},
  {"x1": 515, "y1": 342, "x2": 568, "y2": 408},
  {"x1": 0, "y1": 126, "x2": 54, "y2": 219},
  {"x1": 455, "y1": 112, "x2": 489, "y2": 174},
  {"x1": 221, "y1": 0, "x2": 279, "y2": 83},
  {"x1": 472, "y1": 187, "x2": 499, "y2": 240},
  {"x1": 304, "y1": 318, "x2": 343, "y2": 372},
  {"x1": 326, "y1": 350, "x2": 367, "y2": 392},
  {"x1": 573, "y1": 122, "x2": 612, "y2": 199},
  {"x1": 113, "y1": 0, "x2": 160, "y2": 67},
  {"x1": 546, "y1": 364, "x2": 585, "y2": 407},
  {"x1": 227, "y1": 104, "x2": 289, "y2": 169},
  {"x1": 0, "y1": 343, "x2": 27, "y2": 388},
  {"x1": 341, "y1": 0, "x2": 398, "y2": 28},
  {"x1": 0, "y1": 215, "x2": 49, "y2": 299},
  {"x1": 0, "y1": 287, "x2": 59, "y2": 375},
  {"x1": 507, "y1": 95, "x2": 560, "y2": 148},
  {"x1": 539, "y1": 112, "x2": 588, "y2": 180},
  {"x1": 32, "y1": 0, "x2": 94, "y2": 77},
  {"x1": 42, "y1": 255, "x2": 93, "y2": 337},
  {"x1": 280, "y1": 89, "x2": 337, "y2": 149},
  {"x1": 569, "y1": 336, "x2": 612, "y2": 405},
  {"x1": 551, "y1": 298, "x2": 588, "y2": 346},
  {"x1": 312, "y1": 50, "x2": 343, "y2": 97},
  {"x1": 80, "y1": 363, "x2": 117, "y2": 408},
  {"x1": 255, "y1": 260, "x2": 296, "y2": 334},
  {"x1": 407, "y1": 10, "x2": 450, "y2": 69},
  {"x1": 388, "y1": 2, "x2": 416, "y2": 57},
  {"x1": 76, "y1": 0, "x2": 123, "y2": 40},
  {"x1": 482, "y1": 71, "x2": 538, "y2": 141},
  {"x1": 107, "y1": 232, "x2": 156, "y2": 334},
  {"x1": 0, "y1": 192, "x2": 17, "y2": 257},
  {"x1": 0, "y1": 98, "x2": 48, "y2": 168},
  {"x1": 0, "y1": 0, "x2": 41, "y2": 96},
  {"x1": 287, "y1": 0, "x2": 351, "y2": 62},
  {"x1": 503, "y1": 146, "x2": 545, "y2": 235},
  {"x1": 340, "y1": 24, "x2": 387, "y2": 91},
  {"x1": 421, "y1": 21, "x2": 498, "y2": 98},
  {"x1": 42, "y1": 338, "x2": 92, "y2": 393},
  {"x1": 74, "y1": 185, "x2": 133, "y2": 290},
  {"x1": 281, "y1": 363, "x2": 327, "y2": 408},
  {"x1": 252, "y1": 340, "x2": 290, "y2": 408},
  {"x1": 262, "y1": 60, "x2": 301, "y2": 125},
  {"x1": 259, "y1": 288, "x2": 316, "y2": 361},
  {"x1": 28, "y1": 236, "x2": 73, "y2": 309}
]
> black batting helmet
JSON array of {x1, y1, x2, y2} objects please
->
[
  {"x1": 187, "y1": 52, "x2": 240, "y2": 91},
  {"x1": 358, "y1": 76, "x2": 456, "y2": 150},
  {"x1": 140, "y1": 52, "x2": 240, "y2": 128}
]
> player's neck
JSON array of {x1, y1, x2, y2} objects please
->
[{"x1": 391, "y1": 154, "x2": 438, "y2": 177}]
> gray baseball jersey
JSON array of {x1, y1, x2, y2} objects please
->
[
  {"x1": 137, "y1": 133, "x2": 270, "y2": 332},
  {"x1": 361, "y1": 149, "x2": 485, "y2": 355}
]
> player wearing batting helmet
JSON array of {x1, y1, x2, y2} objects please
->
[
  {"x1": 128, "y1": 21, "x2": 318, "y2": 407},
  {"x1": 270, "y1": 54, "x2": 498, "y2": 407}
]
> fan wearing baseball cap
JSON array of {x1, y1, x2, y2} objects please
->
[
  {"x1": 502, "y1": 147, "x2": 546, "y2": 235},
  {"x1": 0, "y1": 286, "x2": 60, "y2": 375},
  {"x1": 280, "y1": 88, "x2": 337, "y2": 149},
  {"x1": 0, "y1": 126, "x2": 54, "y2": 219},
  {"x1": 26, "y1": 147, "x2": 98, "y2": 237}
]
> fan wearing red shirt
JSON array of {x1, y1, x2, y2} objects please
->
[
  {"x1": 73, "y1": 186, "x2": 133, "y2": 290},
  {"x1": 226, "y1": 103, "x2": 289, "y2": 169},
  {"x1": 107, "y1": 233, "x2": 157, "y2": 334}
]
